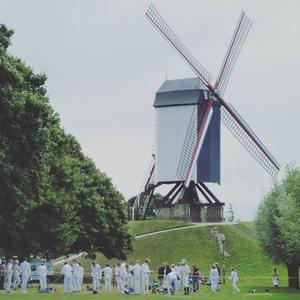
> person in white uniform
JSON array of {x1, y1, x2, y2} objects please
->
[
  {"x1": 5, "y1": 259, "x2": 13, "y2": 292},
  {"x1": 127, "y1": 264, "x2": 134, "y2": 288},
  {"x1": 20, "y1": 258, "x2": 31, "y2": 294},
  {"x1": 132, "y1": 260, "x2": 141, "y2": 294},
  {"x1": 230, "y1": 267, "x2": 239, "y2": 292},
  {"x1": 119, "y1": 261, "x2": 128, "y2": 291},
  {"x1": 91, "y1": 262, "x2": 101, "y2": 292},
  {"x1": 115, "y1": 263, "x2": 121, "y2": 291},
  {"x1": 166, "y1": 270, "x2": 179, "y2": 296},
  {"x1": 209, "y1": 265, "x2": 219, "y2": 293},
  {"x1": 13, "y1": 260, "x2": 21, "y2": 290},
  {"x1": 71, "y1": 260, "x2": 81, "y2": 292},
  {"x1": 61, "y1": 262, "x2": 72, "y2": 293},
  {"x1": 174, "y1": 262, "x2": 182, "y2": 289},
  {"x1": 181, "y1": 259, "x2": 190, "y2": 295},
  {"x1": 79, "y1": 263, "x2": 84, "y2": 290},
  {"x1": 141, "y1": 259, "x2": 151, "y2": 295},
  {"x1": 37, "y1": 261, "x2": 47, "y2": 291},
  {"x1": 102, "y1": 264, "x2": 112, "y2": 291}
]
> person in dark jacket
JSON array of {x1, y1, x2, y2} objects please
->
[
  {"x1": 158, "y1": 263, "x2": 165, "y2": 285},
  {"x1": 165, "y1": 263, "x2": 172, "y2": 276},
  {"x1": 192, "y1": 265, "x2": 200, "y2": 292}
]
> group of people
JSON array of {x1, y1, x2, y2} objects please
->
[
  {"x1": 60, "y1": 260, "x2": 84, "y2": 293},
  {"x1": 0, "y1": 256, "x2": 241, "y2": 295},
  {"x1": 208, "y1": 264, "x2": 239, "y2": 294},
  {"x1": 156, "y1": 261, "x2": 239, "y2": 295},
  {"x1": 0, "y1": 258, "x2": 32, "y2": 293},
  {"x1": 84, "y1": 259, "x2": 151, "y2": 295}
]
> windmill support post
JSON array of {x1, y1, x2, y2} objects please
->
[{"x1": 136, "y1": 181, "x2": 225, "y2": 222}]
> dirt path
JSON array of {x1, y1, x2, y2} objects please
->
[{"x1": 135, "y1": 221, "x2": 237, "y2": 239}]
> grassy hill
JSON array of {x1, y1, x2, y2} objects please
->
[
  {"x1": 127, "y1": 219, "x2": 191, "y2": 236},
  {"x1": 73, "y1": 221, "x2": 286, "y2": 287}
]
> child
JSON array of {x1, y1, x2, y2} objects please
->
[{"x1": 272, "y1": 268, "x2": 279, "y2": 288}]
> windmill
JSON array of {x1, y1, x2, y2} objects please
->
[{"x1": 131, "y1": 4, "x2": 280, "y2": 221}]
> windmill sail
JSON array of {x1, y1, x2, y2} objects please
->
[
  {"x1": 146, "y1": 4, "x2": 280, "y2": 180},
  {"x1": 214, "y1": 11, "x2": 252, "y2": 96},
  {"x1": 220, "y1": 102, "x2": 280, "y2": 179},
  {"x1": 145, "y1": 4, "x2": 212, "y2": 87}
]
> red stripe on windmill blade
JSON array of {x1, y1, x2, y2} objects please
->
[
  {"x1": 146, "y1": 4, "x2": 280, "y2": 180},
  {"x1": 220, "y1": 100, "x2": 280, "y2": 179},
  {"x1": 145, "y1": 4, "x2": 213, "y2": 89},
  {"x1": 214, "y1": 11, "x2": 252, "y2": 97},
  {"x1": 184, "y1": 99, "x2": 214, "y2": 188},
  {"x1": 176, "y1": 105, "x2": 198, "y2": 181}
]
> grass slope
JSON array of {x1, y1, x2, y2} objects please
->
[
  {"x1": 76, "y1": 222, "x2": 285, "y2": 285},
  {"x1": 239, "y1": 221, "x2": 256, "y2": 234},
  {"x1": 10, "y1": 221, "x2": 297, "y2": 299},
  {"x1": 215, "y1": 225, "x2": 286, "y2": 285},
  {"x1": 127, "y1": 220, "x2": 191, "y2": 236}
]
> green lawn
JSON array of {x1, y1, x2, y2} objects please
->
[
  {"x1": 1, "y1": 282, "x2": 300, "y2": 300},
  {"x1": 127, "y1": 220, "x2": 192, "y2": 236},
  {"x1": 53, "y1": 221, "x2": 293, "y2": 299},
  {"x1": 215, "y1": 225, "x2": 286, "y2": 279},
  {"x1": 239, "y1": 221, "x2": 256, "y2": 234}
]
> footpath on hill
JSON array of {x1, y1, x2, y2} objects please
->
[{"x1": 134, "y1": 221, "x2": 238, "y2": 239}]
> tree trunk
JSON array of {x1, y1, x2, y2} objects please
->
[{"x1": 287, "y1": 263, "x2": 299, "y2": 288}]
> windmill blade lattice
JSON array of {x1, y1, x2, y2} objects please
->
[
  {"x1": 177, "y1": 99, "x2": 214, "y2": 186},
  {"x1": 146, "y1": 4, "x2": 212, "y2": 86},
  {"x1": 214, "y1": 11, "x2": 252, "y2": 96},
  {"x1": 220, "y1": 103, "x2": 280, "y2": 179},
  {"x1": 177, "y1": 106, "x2": 198, "y2": 181}
]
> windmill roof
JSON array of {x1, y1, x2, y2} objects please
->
[{"x1": 154, "y1": 77, "x2": 209, "y2": 107}]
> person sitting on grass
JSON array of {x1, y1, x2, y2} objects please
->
[{"x1": 151, "y1": 278, "x2": 160, "y2": 293}]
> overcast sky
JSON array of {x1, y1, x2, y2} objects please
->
[{"x1": 2, "y1": 0, "x2": 300, "y2": 220}]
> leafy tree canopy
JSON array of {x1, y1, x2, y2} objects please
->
[
  {"x1": 256, "y1": 164, "x2": 300, "y2": 288},
  {"x1": 0, "y1": 25, "x2": 132, "y2": 260}
]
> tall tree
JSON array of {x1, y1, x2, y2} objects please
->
[
  {"x1": 0, "y1": 25, "x2": 132, "y2": 259},
  {"x1": 256, "y1": 165, "x2": 300, "y2": 288}
]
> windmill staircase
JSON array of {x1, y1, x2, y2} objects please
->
[{"x1": 131, "y1": 158, "x2": 156, "y2": 220}]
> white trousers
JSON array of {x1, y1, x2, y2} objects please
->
[
  {"x1": 5, "y1": 273, "x2": 12, "y2": 292},
  {"x1": 232, "y1": 280, "x2": 239, "y2": 292},
  {"x1": 120, "y1": 276, "x2": 127, "y2": 290},
  {"x1": 79, "y1": 276, "x2": 83, "y2": 286},
  {"x1": 127, "y1": 274, "x2": 133, "y2": 287},
  {"x1": 182, "y1": 275, "x2": 189, "y2": 288},
  {"x1": 21, "y1": 274, "x2": 29, "y2": 293},
  {"x1": 116, "y1": 276, "x2": 121, "y2": 290},
  {"x1": 167, "y1": 277, "x2": 179, "y2": 295},
  {"x1": 72, "y1": 276, "x2": 80, "y2": 292},
  {"x1": 104, "y1": 277, "x2": 112, "y2": 291},
  {"x1": 211, "y1": 278, "x2": 217, "y2": 293},
  {"x1": 39, "y1": 274, "x2": 47, "y2": 290},
  {"x1": 63, "y1": 275, "x2": 72, "y2": 292},
  {"x1": 141, "y1": 274, "x2": 149, "y2": 294},
  {"x1": 13, "y1": 274, "x2": 21, "y2": 289},
  {"x1": 133, "y1": 276, "x2": 140, "y2": 294},
  {"x1": 177, "y1": 278, "x2": 181, "y2": 289},
  {"x1": 92, "y1": 276, "x2": 100, "y2": 291}
]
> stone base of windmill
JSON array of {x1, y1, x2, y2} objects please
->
[{"x1": 155, "y1": 203, "x2": 224, "y2": 223}]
